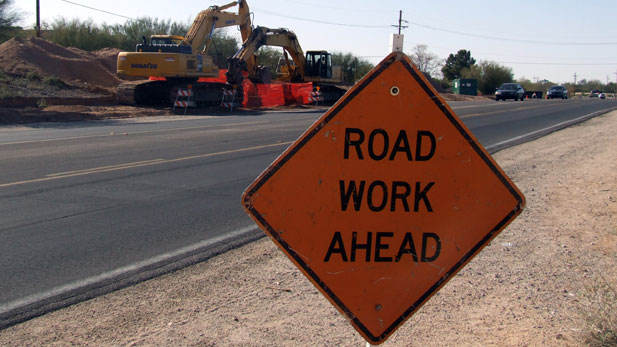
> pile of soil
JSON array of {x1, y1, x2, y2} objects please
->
[{"x1": 0, "y1": 37, "x2": 122, "y2": 92}]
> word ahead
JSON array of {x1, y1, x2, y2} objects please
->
[{"x1": 324, "y1": 231, "x2": 441, "y2": 263}]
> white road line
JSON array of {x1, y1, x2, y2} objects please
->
[
  {"x1": 486, "y1": 107, "x2": 617, "y2": 151},
  {"x1": 0, "y1": 141, "x2": 292, "y2": 188},
  {"x1": 0, "y1": 225, "x2": 260, "y2": 315},
  {"x1": 0, "y1": 120, "x2": 270, "y2": 146}
]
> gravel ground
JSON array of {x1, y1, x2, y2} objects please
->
[{"x1": 0, "y1": 111, "x2": 616, "y2": 346}]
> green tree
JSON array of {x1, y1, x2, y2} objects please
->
[
  {"x1": 480, "y1": 61, "x2": 513, "y2": 95},
  {"x1": 516, "y1": 77, "x2": 535, "y2": 92},
  {"x1": 108, "y1": 17, "x2": 174, "y2": 51},
  {"x1": 45, "y1": 18, "x2": 116, "y2": 51},
  {"x1": 0, "y1": 0, "x2": 22, "y2": 42},
  {"x1": 254, "y1": 46, "x2": 283, "y2": 74},
  {"x1": 331, "y1": 52, "x2": 373, "y2": 83},
  {"x1": 460, "y1": 64, "x2": 481, "y2": 81},
  {"x1": 42, "y1": 16, "x2": 239, "y2": 60},
  {"x1": 461, "y1": 60, "x2": 513, "y2": 95},
  {"x1": 442, "y1": 49, "x2": 476, "y2": 81}
]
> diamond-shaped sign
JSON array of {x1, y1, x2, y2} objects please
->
[{"x1": 242, "y1": 52, "x2": 525, "y2": 344}]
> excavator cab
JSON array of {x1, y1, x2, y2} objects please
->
[
  {"x1": 305, "y1": 51, "x2": 332, "y2": 79},
  {"x1": 149, "y1": 35, "x2": 184, "y2": 45},
  {"x1": 136, "y1": 35, "x2": 192, "y2": 54}
]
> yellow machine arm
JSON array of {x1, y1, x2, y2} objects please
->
[
  {"x1": 183, "y1": 0, "x2": 252, "y2": 54},
  {"x1": 227, "y1": 26, "x2": 306, "y2": 85}
]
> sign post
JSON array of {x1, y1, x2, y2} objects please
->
[{"x1": 242, "y1": 52, "x2": 525, "y2": 344}]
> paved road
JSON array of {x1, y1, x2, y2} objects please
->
[{"x1": 1, "y1": 98, "x2": 615, "y2": 327}]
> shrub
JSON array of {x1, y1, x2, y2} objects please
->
[
  {"x1": 25, "y1": 71, "x2": 42, "y2": 81},
  {"x1": 43, "y1": 76, "x2": 71, "y2": 89},
  {"x1": 579, "y1": 276, "x2": 617, "y2": 346}
]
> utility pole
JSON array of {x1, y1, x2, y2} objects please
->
[
  {"x1": 391, "y1": 10, "x2": 408, "y2": 35},
  {"x1": 36, "y1": 0, "x2": 41, "y2": 38},
  {"x1": 389, "y1": 11, "x2": 408, "y2": 53},
  {"x1": 573, "y1": 72, "x2": 577, "y2": 86}
]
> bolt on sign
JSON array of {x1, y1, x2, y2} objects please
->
[{"x1": 242, "y1": 52, "x2": 525, "y2": 344}]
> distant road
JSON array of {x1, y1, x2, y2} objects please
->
[{"x1": 1, "y1": 98, "x2": 615, "y2": 328}]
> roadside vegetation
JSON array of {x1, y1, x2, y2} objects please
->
[
  {"x1": 579, "y1": 276, "x2": 617, "y2": 346},
  {"x1": 0, "y1": 70, "x2": 74, "y2": 99},
  {"x1": 517, "y1": 78, "x2": 617, "y2": 96},
  {"x1": 0, "y1": 0, "x2": 22, "y2": 41},
  {"x1": 2, "y1": 14, "x2": 375, "y2": 82},
  {"x1": 1, "y1": 0, "x2": 615, "y2": 94}
]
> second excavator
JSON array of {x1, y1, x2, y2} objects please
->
[{"x1": 226, "y1": 26, "x2": 348, "y2": 104}]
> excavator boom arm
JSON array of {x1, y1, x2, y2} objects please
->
[
  {"x1": 183, "y1": 0, "x2": 252, "y2": 54},
  {"x1": 227, "y1": 26, "x2": 306, "y2": 84}
]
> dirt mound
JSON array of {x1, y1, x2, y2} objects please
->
[
  {"x1": 0, "y1": 37, "x2": 121, "y2": 90},
  {"x1": 92, "y1": 47, "x2": 123, "y2": 76}
]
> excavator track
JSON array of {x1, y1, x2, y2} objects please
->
[
  {"x1": 315, "y1": 84, "x2": 348, "y2": 106},
  {"x1": 117, "y1": 80, "x2": 171, "y2": 106},
  {"x1": 117, "y1": 79, "x2": 230, "y2": 107}
]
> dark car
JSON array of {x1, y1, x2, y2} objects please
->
[
  {"x1": 547, "y1": 85, "x2": 568, "y2": 99},
  {"x1": 495, "y1": 83, "x2": 525, "y2": 101},
  {"x1": 589, "y1": 90, "x2": 602, "y2": 98}
]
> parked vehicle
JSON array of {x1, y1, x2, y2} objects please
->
[
  {"x1": 589, "y1": 90, "x2": 602, "y2": 98},
  {"x1": 495, "y1": 83, "x2": 525, "y2": 101},
  {"x1": 598, "y1": 93, "x2": 606, "y2": 99},
  {"x1": 546, "y1": 85, "x2": 568, "y2": 99}
]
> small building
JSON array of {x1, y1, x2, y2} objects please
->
[{"x1": 452, "y1": 78, "x2": 478, "y2": 96}]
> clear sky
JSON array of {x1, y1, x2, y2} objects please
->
[{"x1": 15, "y1": 0, "x2": 617, "y2": 85}]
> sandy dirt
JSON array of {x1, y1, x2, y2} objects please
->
[
  {"x1": 1, "y1": 111, "x2": 616, "y2": 346},
  {"x1": 0, "y1": 37, "x2": 121, "y2": 91}
]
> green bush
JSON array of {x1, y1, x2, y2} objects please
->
[
  {"x1": 42, "y1": 16, "x2": 237, "y2": 55},
  {"x1": 331, "y1": 52, "x2": 373, "y2": 83},
  {"x1": 45, "y1": 18, "x2": 117, "y2": 51},
  {"x1": 43, "y1": 76, "x2": 71, "y2": 89},
  {"x1": 25, "y1": 71, "x2": 42, "y2": 81}
]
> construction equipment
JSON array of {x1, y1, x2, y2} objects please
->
[
  {"x1": 226, "y1": 26, "x2": 348, "y2": 104},
  {"x1": 116, "y1": 0, "x2": 252, "y2": 106}
]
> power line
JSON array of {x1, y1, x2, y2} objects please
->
[
  {"x1": 403, "y1": 40, "x2": 617, "y2": 64},
  {"x1": 59, "y1": 0, "x2": 135, "y2": 21},
  {"x1": 498, "y1": 61, "x2": 617, "y2": 66},
  {"x1": 251, "y1": 7, "x2": 390, "y2": 28},
  {"x1": 253, "y1": 7, "x2": 617, "y2": 46},
  {"x1": 408, "y1": 22, "x2": 617, "y2": 46}
]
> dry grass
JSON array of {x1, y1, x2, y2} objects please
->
[{"x1": 579, "y1": 276, "x2": 617, "y2": 346}]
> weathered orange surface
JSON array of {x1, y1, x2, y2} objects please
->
[{"x1": 243, "y1": 52, "x2": 524, "y2": 344}]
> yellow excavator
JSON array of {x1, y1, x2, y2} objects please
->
[
  {"x1": 116, "y1": 0, "x2": 252, "y2": 105},
  {"x1": 226, "y1": 26, "x2": 347, "y2": 104}
]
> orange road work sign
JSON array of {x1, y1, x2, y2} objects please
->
[{"x1": 242, "y1": 52, "x2": 525, "y2": 344}]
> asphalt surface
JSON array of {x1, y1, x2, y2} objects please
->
[{"x1": 0, "y1": 98, "x2": 615, "y2": 327}]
